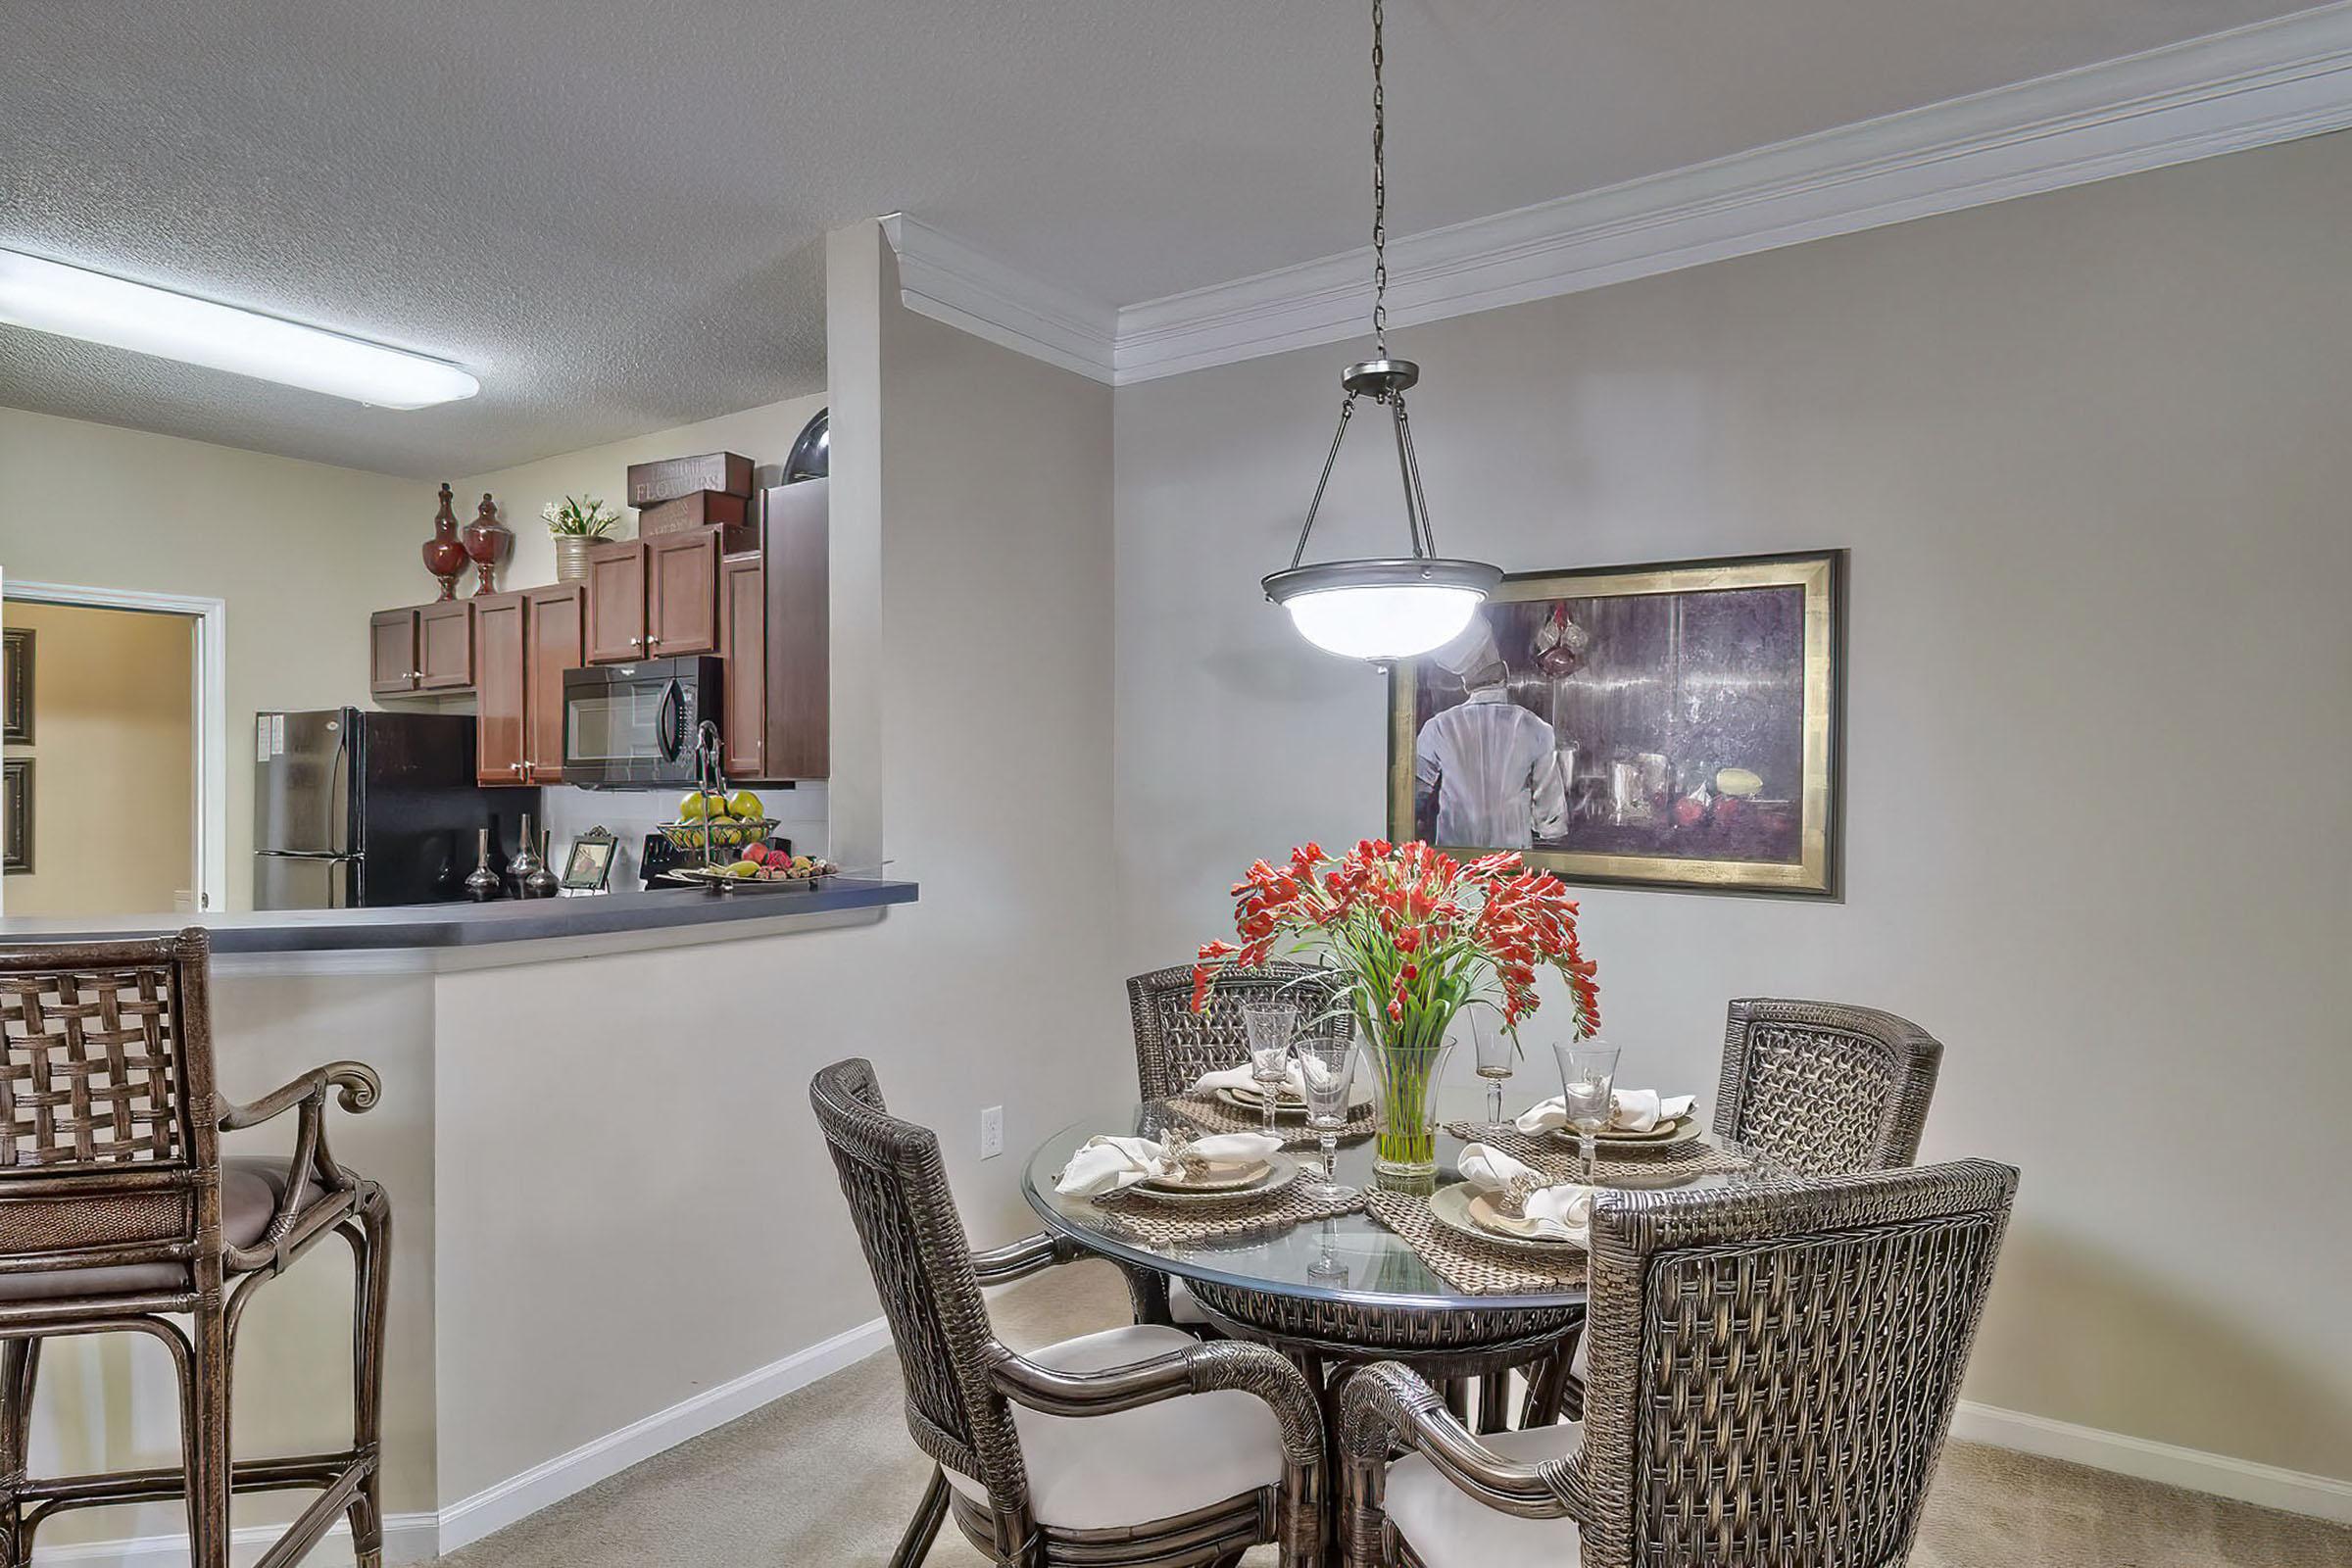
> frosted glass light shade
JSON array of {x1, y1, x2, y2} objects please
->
[
  {"x1": 1264, "y1": 557, "x2": 1501, "y2": 662},
  {"x1": 1282, "y1": 583, "x2": 1485, "y2": 661},
  {"x1": 0, "y1": 249, "x2": 479, "y2": 409}
]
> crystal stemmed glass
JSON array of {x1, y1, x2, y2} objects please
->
[
  {"x1": 1296, "y1": 1031, "x2": 1360, "y2": 1201},
  {"x1": 1469, "y1": 1011, "x2": 1515, "y2": 1138},
  {"x1": 1551, "y1": 1041, "x2": 1620, "y2": 1184},
  {"x1": 1241, "y1": 1003, "x2": 1298, "y2": 1135}
]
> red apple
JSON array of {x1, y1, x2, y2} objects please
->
[
  {"x1": 1674, "y1": 796, "x2": 1706, "y2": 827},
  {"x1": 1712, "y1": 796, "x2": 1743, "y2": 827}
]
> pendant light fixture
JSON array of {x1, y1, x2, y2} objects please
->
[{"x1": 1262, "y1": 0, "x2": 1500, "y2": 663}]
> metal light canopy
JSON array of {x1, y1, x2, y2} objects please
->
[{"x1": 1263, "y1": 1, "x2": 1501, "y2": 663}]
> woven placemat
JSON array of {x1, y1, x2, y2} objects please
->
[
  {"x1": 1363, "y1": 1189, "x2": 1589, "y2": 1296},
  {"x1": 1085, "y1": 1175, "x2": 1366, "y2": 1245},
  {"x1": 1167, "y1": 1093, "x2": 1378, "y2": 1149},
  {"x1": 1443, "y1": 1124, "x2": 1751, "y2": 1185}
]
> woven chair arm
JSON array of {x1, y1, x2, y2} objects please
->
[
  {"x1": 220, "y1": 1062, "x2": 382, "y2": 1130},
  {"x1": 986, "y1": 1337, "x2": 1324, "y2": 1468},
  {"x1": 968, "y1": 1230, "x2": 1084, "y2": 1286},
  {"x1": 1340, "y1": 1362, "x2": 1587, "y2": 1524}
]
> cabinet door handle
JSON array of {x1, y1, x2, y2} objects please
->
[
  {"x1": 511, "y1": 761, "x2": 525, "y2": 777},
  {"x1": 629, "y1": 636, "x2": 643, "y2": 648}
]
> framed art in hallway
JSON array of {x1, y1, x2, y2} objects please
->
[
  {"x1": 2, "y1": 758, "x2": 28, "y2": 875},
  {"x1": 2, "y1": 628, "x2": 28, "y2": 744},
  {"x1": 1388, "y1": 550, "x2": 1843, "y2": 896}
]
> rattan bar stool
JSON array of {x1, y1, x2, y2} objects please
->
[
  {"x1": 1341, "y1": 1159, "x2": 2018, "y2": 1568},
  {"x1": 0, "y1": 931, "x2": 390, "y2": 1568},
  {"x1": 1124, "y1": 962, "x2": 1344, "y2": 1330},
  {"x1": 811, "y1": 1057, "x2": 1326, "y2": 1568}
]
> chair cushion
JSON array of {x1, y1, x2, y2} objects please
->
[
  {"x1": 940, "y1": 1323, "x2": 1286, "y2": 1530},
  {"x1": 1385, "y1": 1420, "x2": 1584, "y2": 1568},
  {"x1": 0, "y1": 1157, "x2": 327, "y2": 1302},
  {"x1": 1168, "y1": 1276, "x2": 1208, "y2": 1325}
]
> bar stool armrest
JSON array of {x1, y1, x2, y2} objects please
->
[{"x1": 968, "y1": 1231, "x2": 1084, "y2": 1286}]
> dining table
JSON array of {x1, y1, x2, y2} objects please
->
[{"x1": 1021, "y1": 1086, "x2": 1793, "y2": 1511}]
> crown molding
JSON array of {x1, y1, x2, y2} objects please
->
[
  {"x1": 881, "y1": 214, "x2": 1118, "y2": 383},
  {"x1": 1108, "y1": 2, "x2": 2352, "y2": 382}
]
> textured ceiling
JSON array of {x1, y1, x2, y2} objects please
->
[{"x1": 1, "y1": 0, "x2": 2319, "y2": 476}]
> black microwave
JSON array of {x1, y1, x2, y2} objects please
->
[{"x1": 560, "y1": 657, "x2": 722, "y2": 787}]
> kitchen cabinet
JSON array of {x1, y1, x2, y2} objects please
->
[
  {"x1": 585, "y1": 540, "x2": 647, "y2": 662},
  {"x1": 523, "y1": 585, "x2": 584, "y2": 782},
  {"x1": 472, "y1": 587, "x2": 585, "y2": 785},
  {"x1": 369, "y1": 610, "x2": 420, "y2": 696},
  {"x1": 719, "y1": 554, "x2": 765, "y2": 778},
  {"x1": 585, "y1": 529, "x2": 720, "y2": 663},
  {"x1": 417, "y1": 600, "x2": 475, "y2": 690}
]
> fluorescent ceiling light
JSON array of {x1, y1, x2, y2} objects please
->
[{"x1": 0, "y1": 249, "x2": 479, "y2": 409}]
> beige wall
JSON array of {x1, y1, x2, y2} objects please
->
[
  {"x1": 2, "y1": 600, "x2": 195, "y2": 914},
  {"x1": 0, "y1": 408, "x2": 428, "y2": 909},
  {"x1": 1112, "y1": 133, "x2": 2352, "y2": 1484},
  {"x1": 429, "y1": 225, "x2": 1130, "y2": 1504}
]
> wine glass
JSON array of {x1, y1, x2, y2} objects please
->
[
  {"x1": 1241, "y1": 1002, "x2": 1298, "y2": 1135},
  {"x1": 1296, "y1": 1029, "x2": 1359, "y2": 1201},
  {"x1": 1468, "y1": 1012, "x2": 1515, "y2": 1138},
  {"x1": 1550, "y1": 1041, "x2": 1620, "y2": 1184}
]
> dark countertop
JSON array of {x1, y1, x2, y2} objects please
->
[{"x1": 0, "y1": 878, "x2": 918, "y2": 955}]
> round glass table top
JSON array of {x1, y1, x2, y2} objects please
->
[{"x1": 1021, "y1": 1093, "x2": 1777, "y2": 1312}]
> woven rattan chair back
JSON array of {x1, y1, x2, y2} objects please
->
[
  {"x1": 1573, "y1": 1160, "x2": 2016, "y2": 1568},
  {"x1": 809, "y1": 1058, "x2": 1032, "y2": 1514},
  {"x1": 0, "y1": 934, "x2": 220, "y2": 1285},
  {"x1": 1713, "y1": 998, "x2": 1942, "y2": 1176},
  {"x1": 1126, "y1": 961, "x2": 1346, "y2": 1101}
]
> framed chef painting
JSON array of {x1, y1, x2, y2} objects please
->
[{"x1": 1388, "y1": 550, "x2": 1843, "y2": 897}]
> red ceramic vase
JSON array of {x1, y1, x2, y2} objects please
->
[
  {"x1": 421, "y1": 483, "x2": 467, "y2": 600},
  {"x1": 462, "y1": 493, "x2": 512, "y2": 596}
]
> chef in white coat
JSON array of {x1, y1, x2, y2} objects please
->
[{"x1": 1414, "y1": 624, "x2": 1569, "y2": 848}]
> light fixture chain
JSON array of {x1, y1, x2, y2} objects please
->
[{"x1": 1370, "y1": 0, "x2": 1388, "y2": 357}]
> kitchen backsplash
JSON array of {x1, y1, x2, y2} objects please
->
[{"x1": 539, "y1": 782, "x2": 828, "y2": 889}]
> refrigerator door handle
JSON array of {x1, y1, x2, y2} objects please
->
[
  {"x1": 328, "y1": 723, "x2": 352, "y2": 857},
  {"x1": 256, "y1": 850, "x2": 360, "y2": 860}
]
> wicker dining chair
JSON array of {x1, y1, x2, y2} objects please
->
[
  {"x1": 1126, "y1": 961, "x2": 1347, "y2": 1102},
  {"x1": 810, "y1": 1057, "x2": 1325, "y2": 1568},
  {"x1": 1341, "y1": 1159, "x2": 2017, "y2": 1568},
  {"x1": 0, "y1": 930, "x2": 391, "y2": 1568},
  {"x1": 1714, "y1": 998, "x2": 1944, "y2": 1177},
  {"x1": 1125, "y1": 962, "x2": 1347, "y2": 1329}
]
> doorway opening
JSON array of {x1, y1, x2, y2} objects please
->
[{"x1": 0, "y1": 583, "x2": 226, "y2": 917}]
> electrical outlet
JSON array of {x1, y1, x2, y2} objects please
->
[{"x1": 979, "y1": 1106, "x2": 1004, "y2": 1160}]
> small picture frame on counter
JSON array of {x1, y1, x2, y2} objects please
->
[{"x1": 559, "y1": 826, "x2": 617, "y2": 894}]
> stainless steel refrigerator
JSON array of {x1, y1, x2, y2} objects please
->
[{"x1": 253, "y1": 709, "x2": 538, "y2": 909}]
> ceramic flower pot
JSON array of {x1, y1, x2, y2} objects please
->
[{"x1": 553, "y1": 535, "x2": 592, "y2": 583}]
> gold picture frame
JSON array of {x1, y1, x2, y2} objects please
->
[{"x1": 1388, "y1": 550, "x2": 1843, "y2": 897}]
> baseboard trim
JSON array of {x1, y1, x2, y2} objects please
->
[
  {"x1": 30, "y1": 1512, "x2": 438, "y2": 1567},
  {"x1": 432, "y1": 1314, "x2": 893, "y2": 1553},
  {"x1": 1952, "y1": 1399, "x2": 2352, "y2": 1524}
]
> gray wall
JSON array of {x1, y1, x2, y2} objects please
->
[{"x1": 1112, "y1": 132, "x2": 2352, "y2": 1482}]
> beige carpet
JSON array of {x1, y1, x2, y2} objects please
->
[{"x1": 433, "y1": 1261, "x2": 2349, "y2": 1568}]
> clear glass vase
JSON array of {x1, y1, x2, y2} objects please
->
[{"x1": 1363, "y1": 1025, "x2": 1455, "y2": 1180}]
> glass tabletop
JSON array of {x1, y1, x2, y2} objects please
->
[{"x1": 1020, "y1": 1090, "x2": 1783, "y2": 1312}]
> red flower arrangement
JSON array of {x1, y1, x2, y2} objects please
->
[{"x1": 1193, "y1": 839, "x2": 1599, "y2": 1173}]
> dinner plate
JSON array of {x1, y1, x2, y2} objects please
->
[
  {"x1": 1137, "y1": 1157, "x2": 1273, "y2": 1193},
  {"x1": 1218, "y1": 1082, "x2": 1373, "y2": 1116},
  {"x1": 1428, "y1": 1181, "x2": 1586, "y2": 1255},
  {"x1": 1123, "y1": 1152, "x2": 1300, "y2": 1204},
  {"x1": 1550, "y1": 1113, "x2": 1699, "y2": 1149}
]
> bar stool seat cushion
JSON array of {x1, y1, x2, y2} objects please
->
[
  {"x1": 0, "y1": 1157, "x2": 325, "y2": 1302},
  {"x1": 938, "y1": 1323, "x2": 1286, "y2": 1530},
  {"x1": 1384, "y1": 1420, "x2": 1585, "y2": 1568}
]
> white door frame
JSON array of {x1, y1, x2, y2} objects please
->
[{"x1": 0, "y1": 579, "x2": 229, "y2": 914}]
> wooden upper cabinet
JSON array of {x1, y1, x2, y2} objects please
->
[
  {"x1": 523, "y1": 585, "x2": 584, "y2": 782},
  {"x1": 473, "y1": 594, "x2": 527, "y2": 785},
  {"x1": 719, "y1": 554, "x2": 765, "y2": 778},
  {"x1": 417, "y1": 599, "x2": 476, "y2": 690},
  {"x1": 646, "y1": 530, "x2": 719, "y2": 658},
  {"x1": 585, "y1": 540, "x2": 648, "y2": 663},
  {"x1": 760, "y1": 479, "x2": 829, "y2": 780},
  {"x1": 369, "y1": 610, "x2": 419, "y2": 696}
]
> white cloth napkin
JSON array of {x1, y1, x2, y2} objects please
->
[
  {"x1": 1054, "y1": 1131, "x2": 1283, "y2": 1199},
  {"x1": 1457, "y1": 1143, "x2": 1595, "y2": 1243},
  {"x1": 1191, "y1": 1062, "x2": 1308, "y2": 1101},
  {"x1": 1515, "y1": 1090, "x2": 1695, "y2": 1136}
]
